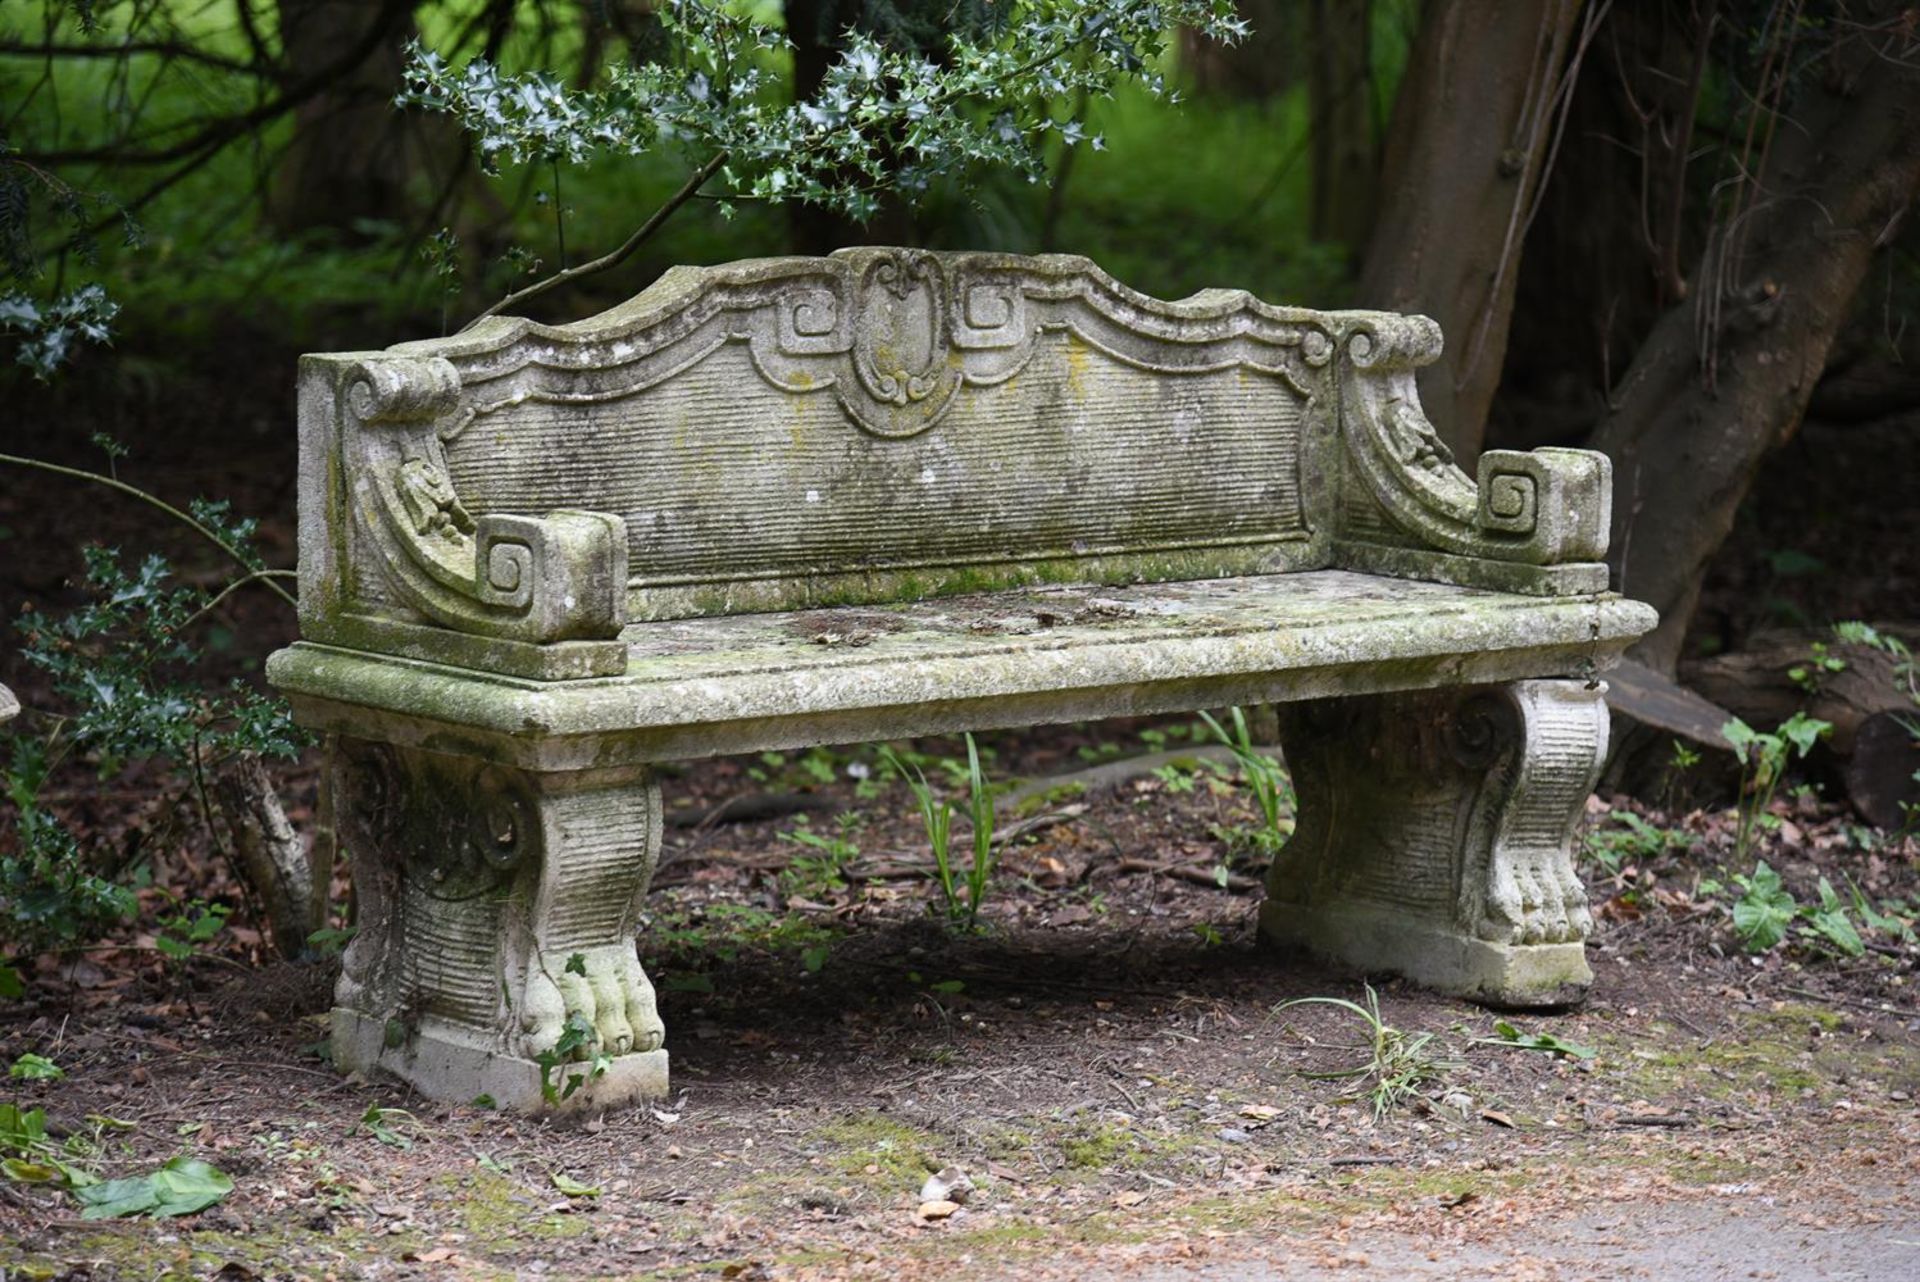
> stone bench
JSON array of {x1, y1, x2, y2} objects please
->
[{"x1": 266, "y1": 248, "x2": 1656, "y2": 1110}]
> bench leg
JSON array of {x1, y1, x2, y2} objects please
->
[
  {"x1": 1259, "y1": 679, "x2": 1606, "y2": 1007},
  {"x1": 327, "y1": 738, "x2": 668, "y2": 1109}
]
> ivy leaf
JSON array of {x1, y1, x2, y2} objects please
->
[
  {"x1": 1732, "y1": 862, "x2": 1797, "y2": 952},
  {"x1": 75, "y1": 1157, "x2": 233, "y2": 1219}
]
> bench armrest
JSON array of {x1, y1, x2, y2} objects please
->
[
  {"x1": 296, "y1": 353, "x2": 629, "y2": 679},
  {"x1": 1329, "y1": 313, "x2": 1613, "y2": 595}
]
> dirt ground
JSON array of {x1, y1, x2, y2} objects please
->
[{"x1": 4, "y1": 714, "x2": 1919, "y2": 1282}]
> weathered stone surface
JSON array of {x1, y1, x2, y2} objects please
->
[
  {"x1": 270, "y1": 571, "x2": 1654, "y2": 771},
  {"x1": 329, "y1": 739, "x2": 667, "y2": 1107},
  {"x1": 1261, "y1": 679, "x2": 1610, "y2": 1006},
  {"x1": 267, "y1": 248, "x2": 1659, "y2": 1107},
  {"x1": 291, "y1": 249, "x2": 1624, "y2": 686}
]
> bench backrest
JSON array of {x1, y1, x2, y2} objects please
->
[{"x1": 297, "y1": 248, "x2": 1613, "y2": 678}]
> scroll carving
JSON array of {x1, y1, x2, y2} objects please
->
[
  {"x1": 329, "y1": 740, "x2": 665, "y2": 1076},
  {"x1": 339, "y1": 355, "x2": 629, "y2": 645},
  {"x1": 1334, "y1": 313, "x2": 1612, "y2": 567}
]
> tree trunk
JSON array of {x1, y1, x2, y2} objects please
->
[
  {"x1": 215, "y1": 752, "x2": 326, "y2": 958},
  {"x1": 1594, "y1": 12, "x2": 1920, "y2": 672},
  {"x1": 1489, "y1": 1, "x2": 1708, "y2": 453},
  {"x1": 271, "y1": 0, "x2": 430, "y2": 234},
  {"x1": 1308, "y1": 0, "x2": 1376, "y2": 249},
  {"x1": 1182, "y1": 0, "x2": 1307, "y2": 100},
  {"x1": 1355, "y1": 0, "x2": 1586, "y2": 460}
]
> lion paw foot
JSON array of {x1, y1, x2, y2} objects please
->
[{"x1": 520, "y1": 944, "x2": 664, "y2": 1061}]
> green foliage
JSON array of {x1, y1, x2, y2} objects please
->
[
  {"x1": 1722, "y1": 712, "x2": 1831, "y2": 860},
  {"x1": 1844, "y1": 877, "x2": 1917, "y2": 945},
  {"x1": 1584, "y1": 810, "x2": 1691, "y2": 876},
  {"x1": 1, "y1": 471, "x2": 303, "y2": 963},
  {"x1": 1474, "y1": 1020, "x2": 1596, "y2": 1061},
  {"x1": 1799, "y1": 877, "x2": 1864, "y2": 958},
  {"x1": 3, "y1": 737, "x2": 139, "y2": 957},
  {"x1": 1787, "y1": 640, "x2": 1849, "y2": 695},
  {"x1": 153, "y1": 900, "x2": 230, "y2": 963},
  {"x1": 1, "y1": 108, "x2": 131, "y2": 378},
  {"x1": 405, "y1": 0, "x2": 1248, "y2": 224},
  {"x1": 1731, "y1": 860, "x2": 1798, "y2": 952},
  {"x1": 0, "y1": 284, "x2": 120, "y2": 379},
  {"x1": 550, "y1": 1170, "x2": 600, "y2": 1198},
  {"x1": 73, "y1": 1155, "x2": 232, "y2": 1219},
  {"x1": 16, "y1": 543, "x2": 299, "y2": 769},
  {"x1": 355, "y1": 1105, "x2": 420, "y2": 1151},
  {"x1": 1726, "y1": 861, "x2": 1914, "y2": 959},
  {"x1": 1, "y1": 1056, "x2": 221, "y2": 1213},
  {"x1": 0, "y1": 1098, "x2": 72, "y2": 1186},
  {"x1": 1273, "y1": 985, "x2": 1449, "y2": 1120},
  {"x1": 8, "y1": 1054, "x2": 63, "y2": 1082},
  {"x1": 781, "y1": 815, "x2": 862, "y2": 898},
  {"x1": 1199, "y1": 707, "x2": 1293, "y2": 869},
  {"x1": 882, "y1": 734, "x2": 999, "y2": 932},
  {"x1": 534, "y1": 1009, "x2": 612, "y2": 1105}
]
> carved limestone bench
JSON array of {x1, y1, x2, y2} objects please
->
[{"x1": 266, "y1": 248, "x2": 1656, "y2": 1111}]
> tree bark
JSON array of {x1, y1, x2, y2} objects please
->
[
  {"x1": 1355, "y1": 0, "x2": 1586, "y2": 460},
  {"x1": 1490, "y1": 1, "x2": 1708, "y2": 453},
  {"x1": 215, "y1": 752, "x2": 326, "y2": 958},
  {"x1": 1307, "y1": 0, "x2": 1376, "y2": 248},
  {"x1": 1682, "y1": 627, "x2": 1920, "y2": 828},
  {"x1": 270, "y1": 0, "x2": 435, "y2": 234},
  {"x1": 1182, "y1": 0, "x2": 1307, "y2": 100},
  {"x1": 1594, "y1": 11, "x2": 1920, "y2": 671}
]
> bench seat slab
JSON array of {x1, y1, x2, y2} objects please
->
[{"x1": 269, "y1": 570, "x2": 1654, "y2": 771}]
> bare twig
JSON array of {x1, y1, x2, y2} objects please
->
[
  {"x1": 463, "y1": 150, "x2": 730, "y2": 328},
  {"x1": 0, "y1": 453, "x2": 296, "y2": 607},
  {"x1": 0, "y1": 39, "x2": 266, "y2": 76}
]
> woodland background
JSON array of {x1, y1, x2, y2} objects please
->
[{"x1": 2, "y1": 5, "x2": 1920, "y2": 1274}]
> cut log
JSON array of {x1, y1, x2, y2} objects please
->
[
  {"x1": 1850, "y1": 712, "x2": 1920, "y2": 831},
  {"x1": 1683, "y1": 628, "x2": 1915, "y2": 755},
  {"x1": 1604, "y1": 659, "x2": 1735, "y2": 749},
  {"x1": 1682, "y1": 626, "x2": 1920, "y2": 827},
  {"x1": 1598, "y1": 659, "x2": 1740, "y2": 810}
]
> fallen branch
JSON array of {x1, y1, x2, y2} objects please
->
[
  {"x1": 1113, "y1": 858, "x2": 1261, "y2": 893},
  {"x1": 664, "y1": 791, "x2": 840, "y2": 830},
  {"x1": 996, "y1": 744, "x2": 1245, "y2": 817},
  {"x1": 214, "y1": 752, "x2": 324, "y2": 958}
]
